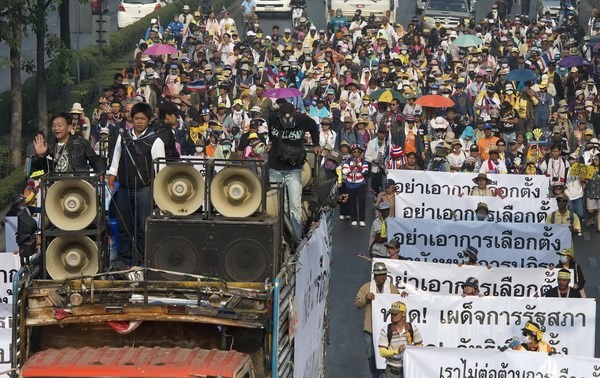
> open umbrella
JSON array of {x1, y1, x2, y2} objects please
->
[
  {"x1": 262, "y1": 88, "x2": 303, "y2": 99},
  {"x1": 415, "y1": 95, "x2": 455, "y2": 108},
  {"x1": 144, "y1": 43, "x2": 179, "y2": 56},
  {"x1": 453, "y1": 35, "x2": 484, "y2": 48},
  {"x1": 504, "y1": 69, "x2": 537, "y2": 82},
  {"x1": 369, "y1": 89, "x2": 405, "y2": 103},
  {"x1": 557, "y1": 56, "x2": 591, "y2": 67}
]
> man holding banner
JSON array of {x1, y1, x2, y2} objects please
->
[
  {"x1": 509, "y1": 321, "x2": 553, "y2": 353},
  {"x1": 355, "y1": 262, "x2": 400, "y2": 378},
  {"x1": 544, "y1": 269, "x2": 582, "y2": 298},
  {"x1": 378, "y1": 301, "x2": 423, "y2": 378}
]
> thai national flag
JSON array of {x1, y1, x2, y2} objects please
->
[
  {"x1": 185, "y1": 80, "x2": 205, "y2": 92},
  {"x1": 263, "y1": 61, "x2": 278, "y2": 89}
]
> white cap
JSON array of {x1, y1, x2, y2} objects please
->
[
  {"x1": 183, "y1": 5, "x2": 190, "y2": 10},
  {"x1": 449, "y1": 31, "x2": 457, "y2": 37},
  {"x1": 284, "y1": 28, "x2": 291, "y2": 33},
  {"x1": 151, "y1": 18, "x2": 157, "y2": 24},
  {"x1": 310, "y1": 25, "x2": 317, "y2": 30}
]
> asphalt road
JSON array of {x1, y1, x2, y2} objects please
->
[{"x1": 0, "y1": 0, "x2": 121, "y2": 93}]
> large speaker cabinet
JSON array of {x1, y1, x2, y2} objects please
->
[{"x1": 145, "y1": 216, "x2": 282, "y2": 282}]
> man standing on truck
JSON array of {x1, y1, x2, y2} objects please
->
[
  {"x1": 266, "y1": 101, "x2": 320, "y2": 244},
  {"x1": 355, "y1": 262, "x2": 400, "y2": 378}
]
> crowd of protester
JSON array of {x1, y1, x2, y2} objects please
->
[{"x1": 12, "y1": 1, "x2": 600, "y2": 376}]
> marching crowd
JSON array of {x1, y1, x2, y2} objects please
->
[{"x1": 12, "y1": 0, "x2": 600, "y2": 376}]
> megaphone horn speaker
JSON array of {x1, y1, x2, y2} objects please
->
[
  {"x1": 154, "y1": 164, "x2": 205, "y2": 216},
  {"x1": 210, "y1": 167, "x2": 262, "y2": 218},
  {"x1": 45, "y1": 179, "x2": 97, "y2": 231},
  {"x1": 45, "y1": 236, "x2": 99, "y2": 279},
  {"x1": 265, "y1": 189, "x2": 280, "y2": 217}
]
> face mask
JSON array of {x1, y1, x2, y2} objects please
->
[
  {"x1": 325, "y1": 73, "x2": 331, "y2": 77},
  {"x1": 401, "y1": 50, "x2": 407, "y2": 55},
  {"x1": 559, "y1": 113, "x2": 567, "y2": 119},
  {"x1": 586, "y1": 106, "x2": 593, "y2": 112},
  {"x1": 524, "y1": 336, "x2": 533, "y2": 344},
  {"x1": 476, "y1": 212, "x2": 487, "y2": 221},
  {"x1": 255, "y1": 145, "x2": 265, "y2": 154},
  {"x1": 195, "y1": 147, "x2": 204, "y2": 153},
  {"x1": 463, "y1": 256, "x2": 471, "y2": 264},
  {"x1": 431, "y1": 90, "x2": 438, "y2": 95},
  {"x1": 560, "y1": 255, "x2": 568, "y2": 264}
]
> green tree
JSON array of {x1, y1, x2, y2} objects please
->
[{"x1": 0, "y1": 0, "x2": 25, "y2": 169}]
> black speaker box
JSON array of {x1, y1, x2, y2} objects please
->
[{"x1": 145, "y1": 216, "x2": 282, "y2": 282}]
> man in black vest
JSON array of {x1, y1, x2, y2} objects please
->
[
  {"x1": 107, "y1": 103, "x2": 166, "y2": 266},
  {"x1": 267, "y1": 101, "x2": 320, "y2": 243}
]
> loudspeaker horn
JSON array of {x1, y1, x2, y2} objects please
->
[
  {"x1": 45, "y1": 179, "x2": 97, "y2": 231},
  {"x1": 154, "y1": 164, "x2": 205, "y2": 216},
  {"x1": 301, "y1": 161, "x2": 311, "y2": 188},
  {"x1": 46, "y1": 236, "x2": 99, "y2": 279},
  {"x1": 210, "y1": 167, "x2": 262, "y2": 217},
  {"x1": 265, "y1": 189, "x2": 280, "y2": 217}
]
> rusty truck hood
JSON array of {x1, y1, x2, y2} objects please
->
[{"x1": 22, "y1": 346, "x2": 248, "y2": 377}]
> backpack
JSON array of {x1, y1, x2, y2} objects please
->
[
  {"x1": 387, "y1": 322, "x2": 414, "y2": 347},
  {"x1": 550, "y1": 210, "x2": 574, "y2": 227}
]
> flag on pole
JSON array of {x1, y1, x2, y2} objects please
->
[
  {"x1": 262, "y1": 60, "x2": 278, "y2": 88},
  {"x1": 185, "y1": 80, "x2": 206, "y2": 92}
]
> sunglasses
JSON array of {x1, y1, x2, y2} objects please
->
[{"x1": 556, "y1": 198, "x2": 568, "y2": 202}]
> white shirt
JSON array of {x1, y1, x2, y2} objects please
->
[{"x1": 107, "y1": 129, "x2": 166, "y2": 176}]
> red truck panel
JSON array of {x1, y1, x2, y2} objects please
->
[{"x1": 22, "y1": 346, "x2": 247, "y2": 377}]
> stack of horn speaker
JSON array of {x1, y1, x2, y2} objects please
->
[
  {"x1": 146, "y1": 158, "x2": 283, "y2": 282},
  {"x1": 41, "y1": 172, "x2": 106, "y2": 279}
]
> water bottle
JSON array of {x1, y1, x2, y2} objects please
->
[{"x1": 107, "y1": 218, "x2": 119, "y2": 261}]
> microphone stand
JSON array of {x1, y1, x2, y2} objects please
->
[{"x1": 121, "y1": 129, "x2": 146, "y2": 266}]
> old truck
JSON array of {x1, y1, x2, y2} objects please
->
[{"x1": 11, "y1": 157, "x2": 334, "y2": 378}]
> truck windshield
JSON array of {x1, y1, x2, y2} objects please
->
[{"x1": 426, "y1": 0, "x2": 467, "y2": 11}]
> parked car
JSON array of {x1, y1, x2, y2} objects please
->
[
  {"x1": 422, "y1": 0, "x2": 474, "y2": 31},
  {"x1": 117, "y1": 0, "x2": 166, "y2": 29},
  {"x1": 255, "y1": 0, "x2": 292, "y2": 15},
  {"x1": 91, "y1": 0, "x2": 109, "y2": 14}
]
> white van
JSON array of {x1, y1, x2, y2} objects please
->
[
  {"x1": 255, "y1": 0, "x2": 292, "y2": 14},
  {"x1": 326, "y1": 0, "x2": 396, "y2": 21}
]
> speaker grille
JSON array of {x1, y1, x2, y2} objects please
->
[
  {"x1": 146, "y1": 217, "x2": 280, "y2": 282},
  {"x1": 151, "y1": 236, "x2": 198, "y2": 280},
  {"x1": 224, "y1": 238, "x2": 268, "y2": 282}
]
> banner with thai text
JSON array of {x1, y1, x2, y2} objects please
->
[
  {"x1": 0, "y1": 253, "x2": 20, "y2": 375},
  {"x1": 372, "y1": 293, "x2": 595, "y2": 369},
  {"x1": 387, "y1": 170, "x2": 550, "y2": 199},
  {"x1": 394, "y1": 193, "x2": 557, "y2": 222},
  {"x1": 386, "y1": 218, "x2": 571, "y2": 267},
  {"x1": 294, "y1": 214, "x2": 331, "y2": 378},
  {"x1": 372, "y1": 259, "x2": 563, "y2": 297},
  {"x1": 404, "y1": 346, "x2": 600, "y2": 378}
]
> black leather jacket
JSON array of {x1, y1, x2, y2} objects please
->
[{"x1": 31, "y1": 135, "x2": 105, "y2": 173}]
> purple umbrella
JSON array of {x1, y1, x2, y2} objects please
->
[
  {"x1": 262, "y1": 88, "x2": 303, "y2": 99},
  {"x1": 557, "y1": 56, "x2": 591, "y2": 68},
  {"x1": 144, "y1": 43, "x2": 179, "y2": 56}
]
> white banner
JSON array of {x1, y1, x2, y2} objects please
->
[
  {"x1": 0, "y1": 254, "x2": 20, "y2": 375},
  {"x1": 294, "y1": 214, "x2": 331, "y2": 378},
  {"x1": 405, "y1": 346, "x2": 600, "y2": 377},
  {"x1": 387, "y1": 170, "x2": 550, "y2": 199},
  {"x1": 373, "y1": 259, "x2": 562, "y2": 297},
  {"x1": 372, "y1": 293, "x2": 596, "y2": 369},
  {"x1": 386, "y1": 218, "x2": 571, "y2": 267},
  {"x1": 394, "y1": 193, "x2": 557, "y2": 222}
]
